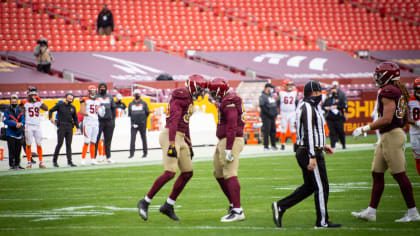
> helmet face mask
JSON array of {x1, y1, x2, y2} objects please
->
[
  {"x1": 209, "y1": 78, "x2": 230, "y2": 102},
  {"x1": 186, "y1": 74, "x2": 207, "y2": 100},
  {"x1": 414, "y1": 78, "x2": 420, "y2": 99},
  {"x1": 28, "y1": 86, "x2": 37, "y2": 102},
  {"x1": 373, "y1": 62, "x2": 400, "y2": 88},
  {"x1": 88, "y1": 85, "x2": 97, "y2": 99}
]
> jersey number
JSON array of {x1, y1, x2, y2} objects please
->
[
  {"x1": 284, "y1": 96, "x2": 294, "y2": 105},
  {"x1": 395, "y1": 98, "x2": 406, "y2": 119},
  {"x1": 90, "y1": 104, "x2": 98, "y2": 114},
  {"x1": 28, "y1": 107, "x2": 40, "y2": 117},
  {"x1": 412, "y1": 107, "x2": 420, "y2": 121}
]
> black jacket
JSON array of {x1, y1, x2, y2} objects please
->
[
  {"x1": 97, "y1": 9, "x2": 114, "y2": 30},
  {"x1": 128, "y1": 99, "x2": 150, "y2": 125},
  {"x1": 98, "y1": 94, "x2": 116, "y2": 120},
  {"x1": 322, "y1": 95, "x2": 346, "y2": 121},
  {"x1": 48, "y1": 101, "x2": 79, "y2": 128},
  {"x1": 259, "y1": 91, "x2": 278, "y2": 119}
]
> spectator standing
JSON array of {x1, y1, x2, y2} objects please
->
[
  {"x1": 322, "y1": 87, "x2": 347, "y2": 149},
  {"x1": 97, "y1": 4, "x2": 114, "y2": 35},
  {"x1": 259, "y1": 83, "x2": 279, "y2": 151},
  {"x1": 128, "y1": 90, "x2": 150, "y2": 158},
  {"x1": 49, "y1": 93, "x2": 79, "y2": 167},
  {"x1": 96, "y1": 82, "x2": 116, "y2": 163},
  {"x1": 33, "y1": 38, "x2": 53, "y2": 74},
  {"x1": 3, "y1": 94, "x2": 25, "y2": 170}
]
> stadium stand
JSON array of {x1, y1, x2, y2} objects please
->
[{"x1": 1, "y1": 0, "x2": 419, "y2": 53}]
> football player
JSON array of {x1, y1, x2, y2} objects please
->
[
  {"x1": 278, "y1": 79, "x2": 297, "y2": 150},
  {"x1": 79, "y1": 85, "x2": 104, "y2": 165},
  {"x1": 21, "y1": 86, "x2": 48, "y2": 168},
  {"x1": 137, "y1": 74, "x2": 208, "y2": 221},
  {"x1": 209, "y1": 78, "x2": 246, "y2": 222},
  {"x1": 408, "y1": 78, "x2": 420, "y2": 176},
  {"x1": 352, "y1": 62, "x2": 420, "y2": 222}
]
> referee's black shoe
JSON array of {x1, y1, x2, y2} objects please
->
[
  {"x1": 160, "y1": 202, "x2": 180, "y2": 221},
  {"x1": 272, "y1": 201, "x2": 285, "y2": 227},
  {"x1": 314, "y1": 222, "x2": 341, "y2": 229}
]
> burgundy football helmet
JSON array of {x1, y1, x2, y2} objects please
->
[
  {"x1": 208, "y1": 78, "x2": 230, "y2": 102},
  {"x1": 373, "y1": 61, "x2": 400, "y2": 88},
  {"x1": 185, "y1": 74, "x2": 208, "y2": 100}
]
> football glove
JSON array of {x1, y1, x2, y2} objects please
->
[
  {"x1": 189, "y1": 147, "x2": 194, "y2": 160},
  {"x1": 352, "y1": 125, "x2": 371, "y2": 138},
  {"x1": 167, "y1": 144, "x2": 177, "y2": 158},
  {"x1": 225, "y1": 149, "x2": 233, "y2": 162}
]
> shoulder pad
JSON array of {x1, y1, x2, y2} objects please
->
[
  {"x1": 20, "y1": 99, "x2": 29, "y2": 105},
  {"x1": 380, "y1": 86, "x2": 401, "y2": 99},
  {"x1": 171, "y1": 88, "x2": 190, "y2": 99}
]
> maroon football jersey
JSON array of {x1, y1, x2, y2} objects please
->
[
  {"x1": 377, "y1": 85, "x2": 405, "y2": 134},
  {"x1": 165, "y1": 87, "x2": 193, "y2": 142},
  {"x1": 216, "y1": 92, "x2": 245, "y2": 149}
]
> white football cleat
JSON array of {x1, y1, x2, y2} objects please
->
[
  {"x1": 351, "y1": 208, "x2": 376, "y2": 222},
  {"x1": 395, "y1": 212, "x2": 420, "y2": 222},
  {"x1": 106, "y1": 159, "x2": 114, "y2": 164},
  {"x1": 81, "y1": 159, "x2": 86, "y2": 165},
  {"x1": 91, "y1": 159, "x2": 98, "y2": 165},
  {"x1": 220, "y1": 210, "x2": 245, "y2": 222}
]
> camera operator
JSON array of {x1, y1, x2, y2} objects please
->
[{"x1": 33, "y1": 38, "x2": 54, "y2": 74}]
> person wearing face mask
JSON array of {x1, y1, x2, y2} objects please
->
[
  {"x1": 272, "y1": 80, "x2": 340, "y2": 229},
  {"x1": 49, "y1": 93, "x2": 80, "y2": 167},
  {"x1": 3, "y1": 94, "x2": 25, "y2": 170},
  {"x1": 259, "y1": 83, "x2": 279, "y2": 151},
  {"x1": 128, "y1": 89, "x2": 150, "y2": 158},
  {"x1": 322, "y1": 87, "x2": 347, "y2": 149},
  {"x1": 95, "y1": 82, "x2": 116, "y2": 163},
  {"x1": 34, "y1": 38, "x2": 53, "y2": 74}
]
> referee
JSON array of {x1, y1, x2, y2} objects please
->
[
  {"x1": 271, "y1": 80, "x2": 341, "y2": 228},
  {"x1": 49, "y1": 93, "x2": 79, "y2": 167}
]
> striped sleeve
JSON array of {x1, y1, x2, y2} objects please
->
[{"x1": 303, "y1": 103, "x2": 315, "y2": 157}]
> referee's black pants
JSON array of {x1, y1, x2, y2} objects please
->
[
  {"x1": 7, "y1": 136, "x2": 22, "y2": 168},
  {"x1": 130, "y1": 124, "x2": 148, "y2": 156},
  {"x1": 53, "y1": 125, "x2": 74, "y2": 164},
  {"x1": 262, "y1": 116, "x2": 277, "y2": 148},
  {"x1": 326, "y1": 119, "x2": 346, "y2": 149},
  {"x1": 96, "y1": 119, "x2": 115, "y2": 158},
  {"x1": 277, "y1": 147, "x2": 330, "y2": 226}
]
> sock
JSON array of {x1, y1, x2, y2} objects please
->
[
  {"x1": 82, "y1": 143, "x2": 88, "y2": 159},
  {"x1": 408, "y1": 207, "x2": 418, "y2": 216},
  {"x1": 36, "y1": 146, "x2": 43, "y2": 162},
  {"x1": 226, "y1": 176, "x2": 241, "y2": 209},
  {"x1": 216, "y1": 177, "x2": 231, "y2": 204},
  {"x1": 233, "y1": 207, "x2": 243, "y2": 213},
  {"x1": 90, "y1": 143, "x2": 95, "y2": 159},
  {"x1": 367, "y1": 206, "x2": 377, "y2": 214},
  {"x1": 416, "y1": 159, "x2": 420, "y2": 176},
  {"x1": 280, "y1": 133, "x2": 286, "y2": 144},
  {"x1": 393, "y1": 172, "x2": 416, "y2": 209},
  {"x1": 169, "y1": 171, "x2": 193, "y2": 201},
  {"x1": 369, "y1": 172, "x2": 384, "y2": 209},
  {"x1": 166, "y1": 197, "x2": 175, "y2": 205},
  {"x1": 147, "y1": 171, "x2": 176, "y2": 199},
  {"x1": 144, "y1": 195, "x2": 152, "y2": 203},
  {"x1": 101, "y1": 141, "x2": 105, "y2": 157},
  {"x1": 291, "y1": 132, "x2": 296, "y2": 144},
  {"x1": 98, "y1": 140, "x2": 103, "y2": 156},
  {"x1": 26, "y1": 145, "x2": 31, "y2": 162}
]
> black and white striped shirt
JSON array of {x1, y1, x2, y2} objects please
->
[{"x1": 296, "y1": 99, "x2": 326, "y2": 157}]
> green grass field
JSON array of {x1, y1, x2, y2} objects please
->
[{"x1": 0, "y1": 135, "x2": 419, "y2": 236}]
